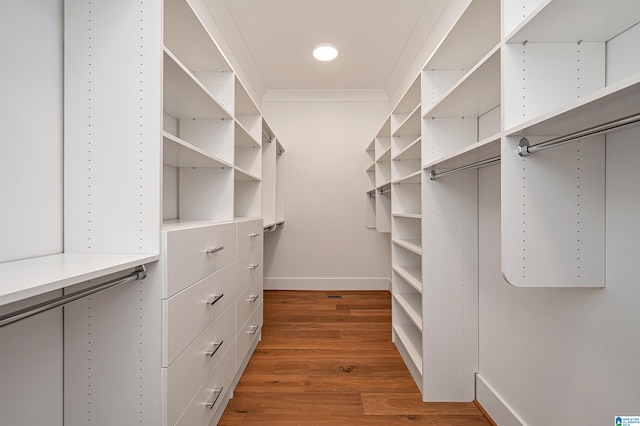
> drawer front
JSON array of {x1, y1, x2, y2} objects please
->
[
  {"x1": 163, "y1": 222, "x2": 236, "y2": 298},
  {"x1": 163, "y1": 262, "x2": 237, "y2": 366},
  {"x1": 236, "y1": 275, "x2": 263, "y2": 334},
  {"x1": 236, "y1": 218, "x2": 263, "y2": 258},
  {"x1": 175, "y1": 339, "x2": 236, "y2": 426},
  {"x1": 236, "y1": 301, "x2": 263, "y2": 369},
  {"x1": 165, "y1": 304, "x2": 236, "y2": 426},
  {"x1": 236, "y1": 246, "x2": 263, "y2": 293}
]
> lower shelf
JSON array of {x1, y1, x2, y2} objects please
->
[{"x1": 392, "y1": 324, "x2": 423, "y2": 377}]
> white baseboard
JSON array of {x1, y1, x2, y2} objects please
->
[
  {"x1": 476, "y1": 374, "x2": 527, "y2": 426},
  {"x1": 263, "y1": 277, "x2": 390, "y2": 291}
]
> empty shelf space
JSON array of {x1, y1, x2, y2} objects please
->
[
  {"x1": 393, "y1": 137, "x2": 421, "y2": 161},
  {"x1": 393, "y1": 293, "x2": 423, "y2": 332},
  {"x1": 235, "y1": 167, "x2": 261, "y2": 181},
  {"x1": 393, "y1": 324, "x2": 423, "y2": 376},
  {"x1": 163, "y1": 132, "x2": 232, "y2": 168},
  {"x1": 393, "y1": 170, "x2": 421, "y2": 185},
  {"x1": 393, "y1": 239, "x2": 422, "y2": 256},
  {"x1": 506, "y1": 0, "x2": 640, "y2": 43},
  {"x1": 423, "y1": 134, "x2": 501, "y2": 171},
  {"x1": 423, "y1": 46, "x2": 501, "y2": 118},
  {"x1": 163, "y1": 49, "x2": 232, "y2": 120},
  {"x1": 393, "y1": 104, "x2": 421, "y2": 137},
  {"x1": 392, "y1": 266, "x2": 422, "y2": 293}
]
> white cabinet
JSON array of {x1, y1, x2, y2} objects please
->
[{"x1": 161, "y1": 219, "x2": 263, "y2": 425}]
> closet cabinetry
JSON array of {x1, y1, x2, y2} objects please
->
[
  {"x1": 366, "y1": 118, "x2": 392, "y2": 232},
  {"x1": 367, "y1": 0, "x2": 640, "y2": 402},
  {"x1": 501, "y1": 0, "x2": 640, "y2": 287},
  {"x1": 262, "y1": 119, "x2": 286, "y2": 229}
]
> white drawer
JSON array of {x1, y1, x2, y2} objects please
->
[
  {"x1": 237, "y1": 218, "x2": 263, "y2": 258},
  {"x1": 165, "y1": 304, "x2": 236, "y2": 426},
  {"x1": 236, "y1": 246, "x2": 263, "y2": 293},
  {"x1": 174, "y1": 339, "x2": 236, "y2": 426},
  {"x1": 237, "y1": 301, "x2": 263, "y2": 369},
  {"x1": 163, "y1": 263, "x2": 237, "y2": 366},
  {"x1": 162, "y1": 222, "x2": 236, "y2": 298},
  {"x1": 236, "y1": 275, "x2": 262, "y2": 334}
]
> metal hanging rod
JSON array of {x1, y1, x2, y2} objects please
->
[
  {"x1": 379, "y1": 187, "x2": 391, "y2": 195},
  {"x1": 518, "y1": 112, "x2": 640, "y2": 157},
  {"x1": 429, "y1": 156, "x2": 501, "y2": 181},
  {"x1": 262, "y1": 130, "x2": 274, "y2": 143},
  {"x1": 367, "y1": 190, "x2": 376, "y2": 198},
  {"x1": 264, "y1": 221, "x2": 285, "y2": 232},
  {"x1": 0, "y1": 266, "x2": 147, "y2": 328}
]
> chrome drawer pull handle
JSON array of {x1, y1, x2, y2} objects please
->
[
  {"x1": 248, "y1": 233, "x2": 260, "y2": 238},
  {"x1": 248, "y1": 294, "x2": 259, "y2": 303},
  {"x1": 248, "y1": 325, "x2": 259, "y2": 335},
  {"x1": 206, "y1": 246, "x2": 224, "y2": 254},
  {"x1": 205, "y1": 387, "x2": 223, "y2": 410},
  {"x1": 247, "y1": 263, "x2": 259, "y2": 270},
  {"x1": 205, "y1": 340, "x2": 223, "y2": 358},
  {"x1": 207, "y1": 293, "x2": 224, "y2": 306}
]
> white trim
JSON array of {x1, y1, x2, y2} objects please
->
[
  {"x1": 476, "y1": 374, "x2": 527, "y2": 426},
  {"x1": 262, "y1": 89, "x2": 389, "y2": 103},
  {"x1": 264, "y1": 277, "x2": 390, "y2": 291}
]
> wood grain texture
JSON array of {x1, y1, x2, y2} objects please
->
[{"x1": 219, "y1": 290, "x2": 493, "y2": 425}]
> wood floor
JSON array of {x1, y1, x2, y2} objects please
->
[{"x1": 219, "y1": 290, "x2": 492, "y2": 425}]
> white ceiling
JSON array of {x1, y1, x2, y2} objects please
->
[{"x1": 202, "y1": 0, "x2": 449, "y2": 98}]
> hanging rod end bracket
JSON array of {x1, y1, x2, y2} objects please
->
[
  {"x1": 518, "y1": 138, "x2": 531, "y2": 157},
  {"x1": 135, "y1": 265, "x2": 147, "y2": 281},
  {"x1": 428, "y1": 170, "x2": 437, "y2": 181}
]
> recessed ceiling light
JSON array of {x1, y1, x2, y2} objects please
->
[{"x1": 313, "y1": 44, "x2": 338, "y2": 61}]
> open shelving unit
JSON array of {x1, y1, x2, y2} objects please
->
[
  {"x1": 500, "y1": 0, "x2": 640, "y2": 288},
  {"x1": 261, "y1": 119, "x2": 286, "y2": 230}
]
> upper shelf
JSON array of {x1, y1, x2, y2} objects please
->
[
  {"x1": 424, "y1": 0, "x2": 500, "y2": 70},
  {"x1": 505, "y1": 73, "x2": 640, "y2": 138},
  {"x1": 164, "y1": 0, "x2": 232, "y2": 73},
  {"x1": 163, "y1": 132, "x2": 232, "y2": 168},
  {"x1": 163, "y1": 49, "x2": 232, "y2": 120},
  {"x1": 506, "y1": 0, "x2": 640, "y2": 43},
  {"x1": 0, "y1": 253, "x2": 159, "y2": 307},
  {"x1": 393, "y1": 76, "x2": 421, "y2": 115},
  {"x1": 423, "y1": 46, "x2": 500, "y2": 118}
]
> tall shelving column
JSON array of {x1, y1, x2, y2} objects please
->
[
  {"x1": 365, "y1": 140, "x2": 376, "y2": 229},
  {"x1": 390, "y1": 75, "x2": 424, "y2": 390},
  {"x1": 501, "y1": 0, "x2": 640, "y2": 287},
  {"x1": 420, "y1": 0, "x2": 500, "y2": 402},
  {"x1": 374, "y1": 118, "x2": 392, "y2": 233}
]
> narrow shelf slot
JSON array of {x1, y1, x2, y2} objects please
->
[
  {"x1": 392, "y1": 266, "x2": 422, "y2": 293},
  {"x1": 163, "y1": 132, "x2": 232, "y2": 169},
  {"x1": 393, "y1": 170, "x2": 421, "y2": 185},
  {"x1": 394, "y1": 293, "x2": 422, "y2": 332},
  {"x1": 393, "y1": 137, "x2": 421, "y2": 161},
  {"x1": 393, "y1": 239, "x2": 422, "y2": 256},
  {"x1": 393, "y1": 324, "x2": 423, "y2": 375}
]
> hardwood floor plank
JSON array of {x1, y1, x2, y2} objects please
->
[{"x1": 219, "y1": 290, "x2": 492, "y2": 425}]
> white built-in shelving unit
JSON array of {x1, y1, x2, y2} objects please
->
[
  {"x1": 262, "y1": 119, "x2": 286, "y2": 230},
  {"x1": 366, "y1": 0, "x2": 640, "y2": 402},
  {"x1": 2, "y1": 0, "x2": 284, "y2": 424}
]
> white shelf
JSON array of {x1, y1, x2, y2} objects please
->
[
  {"x1": 424, "y1": 0, "x2": 500, "y2": 70},
  {"x1": 235, "y1": 120, "x2": 261, "y2": 148},
  {"x1": 376, "y1": 146, "x2": 391, "y2": 163},
  {"x1": 163, "y1": 48, "x2": 232, "y2": 120},
  {"x1": 393, "y1": 170, "x2": 421, "y2": 185},
  {"x1": 393, "y1": 137, "x2": 421, "y2": 162},
  {"x1": 424, "y1": 46, "x2": 501, "y2": 118},
  {"x1": 0, "y1": 253, "x2": 159, "y2": 307},
  {"x1": 392, "y1": 266, "x2": 422, "y2": 293},
  {"x1": 393, "y1": 76, "x2": 421, "y2": 114},
  {"x1": 376, "y1": 181, "x2": 392, "y2": 191},
  {"x1": 163, "y1": 132, "x2": 232, "y2": 168},
  {"x1": 423, "y1": 133, "x2": 501, "y2": 171},
  {"x1": 394, "y1": 293, "x2": 422, "y2": 332},
  {"x1": 505, "y1": 73, "x2": 640, "y2": 138},
  {"x1": 393, "y1": 239, "x2": 422, "y2": 256},
  {"x1": 393, "y1": 104, "x2": 421, "y2": 137},
  {"x1": 393, "y1": 324, "x2": 423, "y2": 375},
  {"x1": 393, "y1": 213, "x2": 422, "y2": 220},
  {"x1": 234, "y1": 167, "x2": 261, "y2": 182},
  {"x1": 506, "y1": 0, "x2": 640, "y2": 43}
]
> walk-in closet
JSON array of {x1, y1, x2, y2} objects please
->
[{"x1": 2, "y1": 0, "x2": 639, "y2": 425}]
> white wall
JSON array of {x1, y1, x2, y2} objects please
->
[
  {"x1": 0, "y1": 1, "x2": 64, "y2": 424},
  {"x1": 261, "y1": 91, "x2": 392, "y2": 290},
  {"x1": 477, "y1": 129, "x2": 640, "y2": 425}
]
